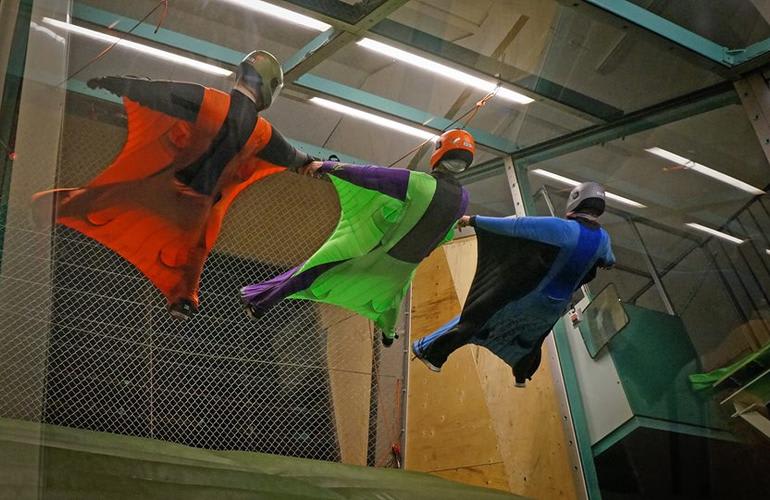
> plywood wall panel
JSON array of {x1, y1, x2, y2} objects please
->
[
  {"x1": 407, "y1": 248, "x2": 503, "y2": 473},
  {"x1": 409, "y1": 238, "x2": 579, "y2": 498},
  {"x1": 322, "y1": 307, "x2": 373, "y2": 465}
]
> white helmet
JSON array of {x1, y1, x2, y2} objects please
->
[{"x1": 566, "y1": 181, "x2": 606, "y2": 216}]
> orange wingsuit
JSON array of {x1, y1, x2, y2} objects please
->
[{"x1": 31, "y1": 88, "x2": 285, "y2": 312}]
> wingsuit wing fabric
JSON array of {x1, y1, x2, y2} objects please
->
[
  {"x1": 414, "y1": 216, "x2": 614, "y2": 381},
  {"x1": 241, "y1": 164, "x2": 468, "y2": 337},
  {"x1": 31, "y1": 89, "x2": 285, "y2": 309}
]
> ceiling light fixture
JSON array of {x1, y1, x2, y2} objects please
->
[
  {"x1": 310, "y1": 97, "x2": 437, "y2": 140},
  {"x1": 356, "y1": 38, "x2": 534, "y2": 105},
  {"x1": 43, "y1": 18, "x2": 232, "y2": 77},
  {"x1": 686, "y1": 222, "x2": 745, "y2": 244},
  {"x1": 531, "y1": 169, "x2": 647, "y2": 209},
  {"x1": 646, "y1": 147, "x2": 764, "y2": 195},
  {"x1": 218, "y1": 0, "x2": 332, "y2": 31}
]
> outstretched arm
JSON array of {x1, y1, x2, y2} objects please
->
[
  {"x1": 468, "y1": 215, "x2": 572, "y2": 247},
  {"x1": 256, "y1": 125, "x2": 313, "y2": 171},
  {"x1": 87, "y1": 76, "x2": 205, "y2": 122},
  {"x1": 301, "y1": 161, "x2": 411, "y2": 201}
]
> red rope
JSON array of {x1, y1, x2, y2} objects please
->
[
  {"x1": 386, "y1": 85, "x2": 499, "y2": 168},
  {"x1": 59, "y1": 0, "x2": 170, "y2": 85}
]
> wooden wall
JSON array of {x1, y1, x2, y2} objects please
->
[{"x1": 407, "y1": 237, "x2": 579, "y2": 499}]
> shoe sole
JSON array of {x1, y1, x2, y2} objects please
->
[
  {"x1": 411, "y1": 342, "x2": 441, "y2": 373},
  {"x1": 240, "y1": 294, "x2": 262, "y2": 320},
  {"x1": 168, "y1": 310, "x2": 190, "y2": 321}
]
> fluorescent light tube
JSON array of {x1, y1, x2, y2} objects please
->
[
  {"x1": 531, "y1": 169, "x2": 647, "y2": 209},
  {"x1": 219, "y1": 0, "x2": 331, "y2": 31},
  {"x1": 686, "y1": 223, "x2": 745, "y2": 244},
  {"x1": 646, "y1": 147, "x2": 764, "y2": 195},
  {"x1": 605, "y1": 192, "x2": 647, "y2": 209},
  {"x1": 531, "y1": 169, "x2": 580, "y2": 187},
  {"x1": 311, "y1": 97, "x2": 437, "y2": 140},
  {"x1": 356, "y1": 38, "x2": 534, "y2": 105},
  {"x1": 43, "y1": 18, "x2": 232, "y2": 77}
]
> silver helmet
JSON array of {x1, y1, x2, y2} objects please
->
[
  {"x1": 565, "y1": 181, "x2": 606, "y2": 216},
  {"x1": 237, "y1": 50, "x2": 284, "y2": 109}
]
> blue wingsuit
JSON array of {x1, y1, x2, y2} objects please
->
[{"x1": 413, "y1": 214, "x2": 615, "y2": 384}]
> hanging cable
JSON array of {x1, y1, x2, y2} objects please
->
[{"x1": 386, "y1": 85, "x2": 499, "y2": 167}]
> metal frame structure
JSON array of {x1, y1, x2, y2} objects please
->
[
  {"x1": 573, "y1": 0, "x2": 770, "y2": 70},
  {"x1": 70, "y1": 0, "x2": 770, "y2": 162}
]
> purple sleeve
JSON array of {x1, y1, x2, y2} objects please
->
[
  {"x1": 318, "y1": 161, "x2": 410, "y2": 201},
  {"x1": 456, "y1": 187, "x2": 469, "y2": 219}
]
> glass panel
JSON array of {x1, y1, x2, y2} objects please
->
[
  {"x1": 462, "y1": 171, "x2": 514, "y2": 216},
  {"x1": 283, "y1": 0, "x2": 391, "y2": 24},
  {"x1": 527, "y1": 98, "x2": 770, "y2": 497},
  {"x1": 79, "y1": 0, "x2": 325, "y2": 60},
  {"x1": 311, "y1": 40, "x2": 596, "y2": 149},
  {"x1": 1, "y1": 1, "x2": 409, "y2": 489},
  {"x1": 529, "y1": 104, "x2": 769, "y2": 232},
  {"x1": 580, "y1": 283, "x2": 630, "y2": 358},
  {"x1": 377, "y1": 0, "x2": 724, "y2": 116},
  {"x1": 629, "y1": 0, "x2": 770, "y2": 47}
]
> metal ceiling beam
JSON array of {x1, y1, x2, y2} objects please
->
[
  {"x1": 577, "y1": 0, "x2": 730, "y2": 66},
  {"x1": 282, "y1": 0, "x2": 409, "y2": 82},
  {"x1": 566, "y1": 0, "x2": 770, "y2": 71},
  {"x1": 282, "y1": 28, "x2": 350, "y2": 81}
]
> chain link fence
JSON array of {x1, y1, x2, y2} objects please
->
[{"x1": 0, "y1": 91, "x2": 407, "y2": 466}]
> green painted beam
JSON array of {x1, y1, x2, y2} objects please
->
[
  {"x1": 592, "y1": 416, "x2": 736, "y2": 457},
  {"x1": 581, "y1": 0, "x2": 730, "y2": 66},
  {"x1": 282, "y1": 28, "x2": 344, "y2": 80},
  {"x1": 731, "y1": 36, "x2": 770, "y2": 66},
  {"x1": 73, "y1": 3, "x2": 242, "y2": 64},
  {"x1": 551, "y1": 319, "x2": 603, "y2": 500}
]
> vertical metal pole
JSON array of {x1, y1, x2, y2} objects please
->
[
  {"x1": 504, "y1": 160, "x2": 592, "y2": 500},
  {"x1": 735, "y1": 72, "x2": 770, "y2": 168},
  {"x1": 503, "y1": 156, "x2": 526, "y2": 216},
  {"x1": 627, "y1": 220, "x2": 677, "y2": 315},
  {"x1": 400, "y1": 287, "x2": 411, "y2": 468}
]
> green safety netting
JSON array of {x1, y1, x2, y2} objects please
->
[{"x1": 1, "y1": 418, "x2": 525, "y2": 499}]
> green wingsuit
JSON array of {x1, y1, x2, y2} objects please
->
[{"x1": 240, "y1": 161, "x2": 469, "y2": 344}]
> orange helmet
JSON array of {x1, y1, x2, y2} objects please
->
[{"x1": 430, "y1": 129, "x2": 475, "y2": 170}]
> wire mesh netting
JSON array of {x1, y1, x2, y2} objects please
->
[{"x1": 0, "y1": 92, "x2": 407, "y2": 466}]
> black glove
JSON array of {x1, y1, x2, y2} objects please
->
[
  {"x1": 86, "y1": 76, "x2": 108, "y2": 90},
  {"x1": 86, "y1": 75, "x2": 149, "y2": 97},
  {"x1": 381, "y1": 331, "x2": 397, "y2": 347}
]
